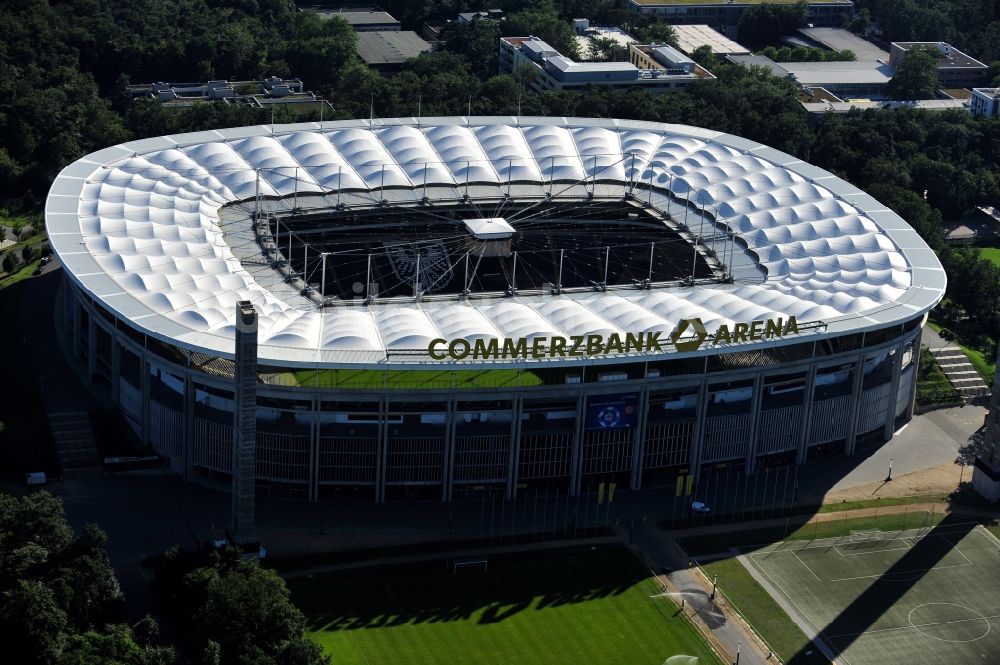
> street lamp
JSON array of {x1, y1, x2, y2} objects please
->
[
  {"x1": 735, "y1": 640, "x2": 741, "y2": 665},
  {"x1": 886, "y1": 457, "x2": 894, "y2": 482}
]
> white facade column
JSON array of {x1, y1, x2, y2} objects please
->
[
  {"x1": 308, "y1": 396, "x2": 320, "y2": 503},
  {"x1": 375, "y1": 396, "x2": 388, "y2": 503},
  {"x1": 844, "y1": 355, "x2": 867, "y2": 456},
  {"x1": 442, "y1": 396, "x2": 457, "y2": 502},
  {"x1": 687, "y1": 381, "x2": 709, "y2": 483},
  {"x1": 140, "y1": 356, "x2": 150, "y2": 447},
  {"x1": 569, "y1": 391, "x2": 586, "y2": 496},
  {"x1": 882, "y1": 342, "x2": 905, "y2": 441},
  {"x1": 86, "y1": 313, "x2": 97, "y2": 380},
  {"x1": 182, "y1": 375, "x2": 195, "y2": 480},
  {"x1": 630, "y1": 384, "x2": 651, "y2": 491},
  {"x1": 796, "y1": 365, "x2": 817, "y2": 465},
  {"x1": 506, "y1": 394, "x2": 523, "y2": 500},
  {"x1": 743, "y1": 373, "x2": 766, "y2": 475}
]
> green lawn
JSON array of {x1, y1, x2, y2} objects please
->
[
  {"x1": 978, "y1": 246, "x2": 1000, "y2": 268},
  {"x1": 275, "y1": 368, "x2": 543, "y2": 389},
  {"x1": 290, "y1": 547, "x2": 723, "y2": 665},
  {"x1": 816, "y1": 494, "x2": 947, "y2": 513},
  {"x1": 698, "y1": 557, "x2": 825, "y2": 665}
]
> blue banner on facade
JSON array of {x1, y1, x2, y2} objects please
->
[{"x1": 585, "y1": 393, "x2": 639, "y2": 430}]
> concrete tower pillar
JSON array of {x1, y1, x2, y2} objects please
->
[
  {"x1": 972, "y1": 345, "x2": 1000, "y2": 501},
  {"x1": 231, "y1": 300, "x2": 258, "y2": 545}
]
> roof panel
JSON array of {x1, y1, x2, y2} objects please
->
[{"x1": 46, "y1": 117, "x2": 945, "y2": 368}]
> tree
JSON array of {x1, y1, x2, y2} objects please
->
[
  {"x1": 847, "y1": 8, "x2": 872, "y2": 34},
  {"x1": 0, "y1": 493, "x2": 171, "y2": 664},
  {"x1": 587, "y1": 37, "x2": 620, "y2": 62},
  {"x1": 984, "y1": 61, "x2": 1000, "y2": 88},
  {"x1": 632, "y1": 20, "x2": 679, "y2": 47},
  {"x1": 185, "y1": 559, "x2": 328, "y2": 665},
  {"x1": 736, "y1": 1, "x2": 809, "y2": 50},
  {"x1": 441, "y1": 19, "x2": 502, "y2": 80},
  {"x1": 61, "y1": 622, "x2": 175, "y2": 665},
  {"x1": 503, "y1": 8, "x2": 580, "y2": 59},
  {"x1": 2, "y1": 252, "x2": 16, "y2": 274},
  {"x1": 689, "y1": 45, "x2": 721, "y2": 70},
  {"x1": 0, "y1": 580, "x2": 69, "y2": 664},
  {"x1": 887, "y1": 48, "x2": 940, "y2": 99},
  {"x1": 286, "y1": 13, "x2": 357, "y2": 94}
]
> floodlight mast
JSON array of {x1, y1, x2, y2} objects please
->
[
  {"x1": 366, "y1": 254, "x2": 372, "y2": 303},
  {"x1": 463, "y1": 252, "x2": 470, "y2": 298},
  {"x1": 320, "y1": 252, "x2": 328, "y2": 300},
  {"x1": 555, "y1": 248, "x2": 564, "y2": 294}
]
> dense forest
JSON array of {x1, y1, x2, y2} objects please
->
[{"x1": 2, "y1": 0, "x2": 1000, "y2": 346}]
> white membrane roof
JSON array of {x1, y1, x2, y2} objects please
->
[{"x1": 46, "y1": 117, "x2": 945, "y2": 369}]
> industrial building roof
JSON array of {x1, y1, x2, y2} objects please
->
[
  {"x1": 892, "y1": 42, "x2": 988, "y2": 69},
  {"x1": 726, "y1": 55, "x2": 791, "y2": 77},
  {"x1": 46, "y1": 117, "x2": 945, "y2": 368},
  {"x1": 317, "y1": 10, "x2": 399, "y2": 27},
  {"x1": 355, "y1": 31, "x2": 432, "y2": 66},
  {"x1": 797, "y1": 28, "x2": 889, "y2": 62},
  {"x1": 801, "y1": 99, "x2": 969, "y2": 114},
  {"x1": 781, "y1": 61, "x2": 896, "y2": 86},
  {"x1": 672, "y1": 25, "x2": 750, "y2": 56}
]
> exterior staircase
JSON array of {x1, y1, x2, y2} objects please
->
[
  {"x1": 930, "y1": 346, "x2": 990, "y2": 400},
  {"x1": 48, "y1": 411, "x2": 100, "y2": 473}
]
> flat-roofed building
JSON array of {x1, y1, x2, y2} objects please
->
[
  {"x1": 971, "y1": 88, "x2": 1000, "y2": 118},
  {"x1": 500, "y1": 36, "x2": 714, "y2": 93},
  {"x1": 356, "y1": 31, "x2": 433, "y2": 69},
  {"x1": 728, "y1": 54, "x2": 894, "y2": 98},
  {"x1": 889, "y1": 42, "x2": 987, "y2": 88},
  {"x1": 628, "y1": 0, "x2": 854, "y2": 38},
  {"x1": 576, "y1": 26, "x2": 637, "y2": 60},
  {"x1": 797, "y1": 27, "x2": 888, "y2": 62},
  {"x1": 307, "y1": 9, "x2": 400, "y2": 31},
  {"x1": 802, "y1": 98, "x2": 969, "y2": 116},
  {"x1": 672, "y1": 24, "x2": 750, "y2": 56}
]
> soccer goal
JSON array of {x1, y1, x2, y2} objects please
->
[{"x1": 452, "y1": 557, "x2": 488, "y2": 574}]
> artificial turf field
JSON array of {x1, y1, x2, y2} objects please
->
[
  {"x1": 742, "y1": 523, "x2": 1000, "y2": 665},
  {"x1": 289, "y1": 547, "x2": 723, "y2": 665}
]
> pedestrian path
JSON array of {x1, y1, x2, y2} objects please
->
[
  {"x1": 929, "y1": 346, "x2": 989, "y2": 399},
  {"x1": 627, "y1": 522, "x2": 769, "y2": 665}
]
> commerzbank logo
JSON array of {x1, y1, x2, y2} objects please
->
[
  {"x1": 670, "y1": 318, "x2": 709, "y2": 352},
  {"x1": 426, "y1": 315, "x2": 805, "y2": 360},
  {"x1": 670, "y1": 316, "x2": 801, "y2": 352}
]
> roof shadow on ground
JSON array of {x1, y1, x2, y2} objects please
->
[{"x1": 787, "y1": 513, "x2": 987, "y2": 664}]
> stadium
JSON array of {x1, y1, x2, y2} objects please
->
[{"x1": 45, "y1": 116, "x2": 945, "y2": 502}]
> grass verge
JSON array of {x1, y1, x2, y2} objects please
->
[
  {"x1": 926, "y1": 319, "x2": 995, "y2": 383},
  {"x1": 697, "y1": 557, "x2": 825, "y2": 665},
  {"x1": 915, "y1": 347, "x2": 961, "y2": 406},
  {"x1": 675, "y1": 509, "x2": 954, "y2": 557}
]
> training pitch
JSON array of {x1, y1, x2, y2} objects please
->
[
  {"x1": 290, "y1": 547, "x2": 722, "y2": 665},
  {"x1": 742, "y1": 523, "x2": 1000, "y2": 665}
]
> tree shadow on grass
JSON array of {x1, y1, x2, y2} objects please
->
[{"x1": 297, "y1": 547, "x2": 646, "y2": 631}]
